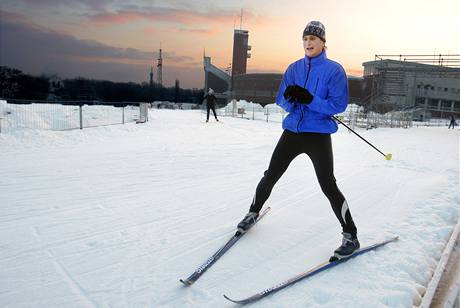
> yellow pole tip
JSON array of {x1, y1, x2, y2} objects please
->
[{"x1": 385, "y1": 153, "x2": 393, "y2": 160}]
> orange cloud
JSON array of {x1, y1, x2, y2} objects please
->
[
  {"x1": 90, "y1": 8, "x2": 254, "y2": 27},
  {"x1": 142, "y1": 26, "x2": 156, "y2": 35},
  {"x1": 92, "y1": 11, "x2": 142, "y2": 24},
  {"x1": 175, "y1": 27, "x2": 218, "y2": 37},
  {"x1": 68, "y1": 53, "x2": 198, "y2": 69},
  {"x1": 69, "y1": 55, "x2": 149, "y2": 65}
]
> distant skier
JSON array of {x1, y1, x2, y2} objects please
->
[
  {"x1": 236, "y1": 21, "x2": 360, "y2": 260},
  {"x1": 448, "y1": 115, "x2": 457, "y2": 129},
  {"x1": 203, "y1": 88, "x2": 219, "y2": 122}
]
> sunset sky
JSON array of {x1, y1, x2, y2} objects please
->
[{"x1": 1, "y1": 0, "x2": 459, "y2": 88}]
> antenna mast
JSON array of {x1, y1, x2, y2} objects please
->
[{"x1": 157, "y1": 43, "x2": 163, "y2": 87}]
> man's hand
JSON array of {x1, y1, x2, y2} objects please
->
[{"x1": 283, "y1": 85, "x2": 313, "y2": 104}]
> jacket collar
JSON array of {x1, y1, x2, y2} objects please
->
[{"x1": 304, "y1": 50, "x2": 327, "y2": 66}]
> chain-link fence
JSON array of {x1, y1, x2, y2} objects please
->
[
  {"x1": 214, "y1": 100, "x2": 416, "y2": 129},
  {"x1": 2, "y1": 99, "x2": 452, "y2": 134},
  {"x1": 209, "y1": 100, "x2": 287, "y2": 123},
  {"x1": 338, "y1": 104, "x2": 413, "y2": 129},
  {"x1": 0, "y1": 100, "x2": 147, "y2": 133}
]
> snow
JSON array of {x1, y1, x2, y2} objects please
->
[{"x1": 0, "y1": 103, "x2": 459, "y2": 307}]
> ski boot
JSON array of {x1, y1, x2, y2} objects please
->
[
  {"x1": 330, "y1": 232, "x2": 360, "y2": 262},
  {"x1": 237, "y1": 211, "x2": 259, "y2": 234}
]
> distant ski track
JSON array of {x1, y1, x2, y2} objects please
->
[{"x1": 31, "y1": 226, "x2": 99, "y2": 308}]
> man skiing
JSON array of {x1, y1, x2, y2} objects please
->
[
  {"x1": 203, "y1": 88, "x2": 219, "y2": 122},
  {"x1": 448, "y1": 115, "x2": 457, "y2": 129},
  {"x1": 237, "y1": 21, "x2": 360, "y2": 260}
]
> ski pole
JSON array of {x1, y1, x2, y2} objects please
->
[{"x1": 332, "y1": 116, "x2": 392, "y2": 160}]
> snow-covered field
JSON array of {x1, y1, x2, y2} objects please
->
[{"x1": 0, "y1": 107, "x2": 458, "y2": 307}]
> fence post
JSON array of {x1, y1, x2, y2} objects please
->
[
  {"x1": 122, "y1": 106, "x2": 125, "y2": 124},
  {"x1": 79, "y1": 105, "x2": 83, "y2": 129}
]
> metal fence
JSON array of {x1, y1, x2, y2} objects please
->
[
  {"x1": 339, "y1": 105, "x2": 413, "y2": 129},
  {"x1": 215, "y1": 101, "x2": 417, "y2": 129},
  {"x1": 213, "y1": 100, "x2": 287, "y2": 123},
  {"x1": 2, "y1": 99, "x2": 453, "y2": 134},
  {"x1": 0, "y1": 100, "x2": 147, "y2": 133}
]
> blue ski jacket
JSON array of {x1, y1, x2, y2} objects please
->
[{"x1": 276, "y1": 51, "x2": 348, "y2": 134}]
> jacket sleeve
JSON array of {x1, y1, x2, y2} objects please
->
[
  {"x1": 307, "y1": 67, "x2": 348, "y2": 115},
  {"x1": 275, "y1": 65, "x2": 296, "y2": 113}
]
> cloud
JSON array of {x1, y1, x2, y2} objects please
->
[
  {"x1": 142, "y1": 26, "x2": 157, "y2": 35},
  {"x1": 175, "y1": 27, "x2": 218, "y2": 36},
  {"x1": 0, "y1": 10, "x2": 202, "y2": 87},
  {"x1": 143, "y1": 25, "x2": 218, "y2": 37},
  {"x1": 1, "y1": 0, "x2": 115, "y2": 11},
  {"x1": 89, "y1": 8, "x2": 253, "y2": 27}
]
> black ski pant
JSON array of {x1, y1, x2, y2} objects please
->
[
  {"x1": 207, "y1": 105, "x2": 218, "y2": 121},
  {"x1": 249, "y1": 129, "x2": 357, "y2": 236}
]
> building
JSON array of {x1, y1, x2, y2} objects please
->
[
  {"x1": 203, "y1": 56, "x2": 230, "y2": 94},
  {"x1": 231, "y1": 30, "x2": 251, "y2": 77},
  {"x1": 362, "y1": 55, "x2": 460, "y2": 118},
  {"x1": 231, "y1": 73, "x2": 282, "y2": 106},
  {"x1": 203, "y1": 56, "x2": 231, "y2": 105}
]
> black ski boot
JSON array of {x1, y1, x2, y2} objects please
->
[
  {"x1": 330, "y1": 232, "x2": 360, "y2": 261},
  {"x1": 237, "y1": 211, "x2": 259, "y2": 234}
]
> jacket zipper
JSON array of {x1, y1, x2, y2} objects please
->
[{"x1": 297, "y1": 58, "x2": 312, "y2": 133}]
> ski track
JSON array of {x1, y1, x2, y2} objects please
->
[{"x1": 0, "y1": 109, "x2": 458, "y2": 307}]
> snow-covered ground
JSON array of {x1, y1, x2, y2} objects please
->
[{"x1": 0, "y1": 107, "x2": 458, "y2": 307}]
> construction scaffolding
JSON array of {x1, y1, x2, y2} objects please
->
[
  {"x1": 375, "y1": 54, "x2": 460, "y2": 67},
  {"x1": 361, "y1": 54, "x2": 460, "y2": 119}
]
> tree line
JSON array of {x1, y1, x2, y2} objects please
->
[{"x1": 0, "y1": 66, "x2": 204, "y2": 104}]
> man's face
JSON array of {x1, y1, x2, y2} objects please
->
[{"x1": 303, "y1": 35, "x2": 324, "y2": 58}]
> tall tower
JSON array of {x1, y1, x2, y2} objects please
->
[
  {"x1": 157, "y1": 45, "x2": 163, "y2": 86},
  {"x1": 148, "y1": 65, "x2": 154, "y2": 103},
  {"x1": 149, "y1": 66, "x2": 153, "y2": 86},
  {"x1": 174, "y1": 79, "x2": 180, "y2": 103},
  {"x1": 231, "y1": 29, "x2": 250, "y2": 77}
]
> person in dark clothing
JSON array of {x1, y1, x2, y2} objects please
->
[
  {"x1": 203, "y1": 88, "x2": 219, "y2": 122},
  {"x1": 448, "y1": 115, "x2": 457, "y2": 129},
  {"x1": 237, "y1": 21, "x2": 359, "y2": 259}
]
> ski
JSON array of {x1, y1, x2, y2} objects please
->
[
  {"x1": 223, "y1": 236, "x2": 399, "y2": 304},
  {"x1": 180, "y1": 207, "x2": 271, "y2": 286}
]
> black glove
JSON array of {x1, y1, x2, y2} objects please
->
[
  {"x1": 283, "y1": 85, "x2": 313, "y2": 104},
  {"x1": 283, "y1": 85, "x2": 295, "y2": 100}
]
